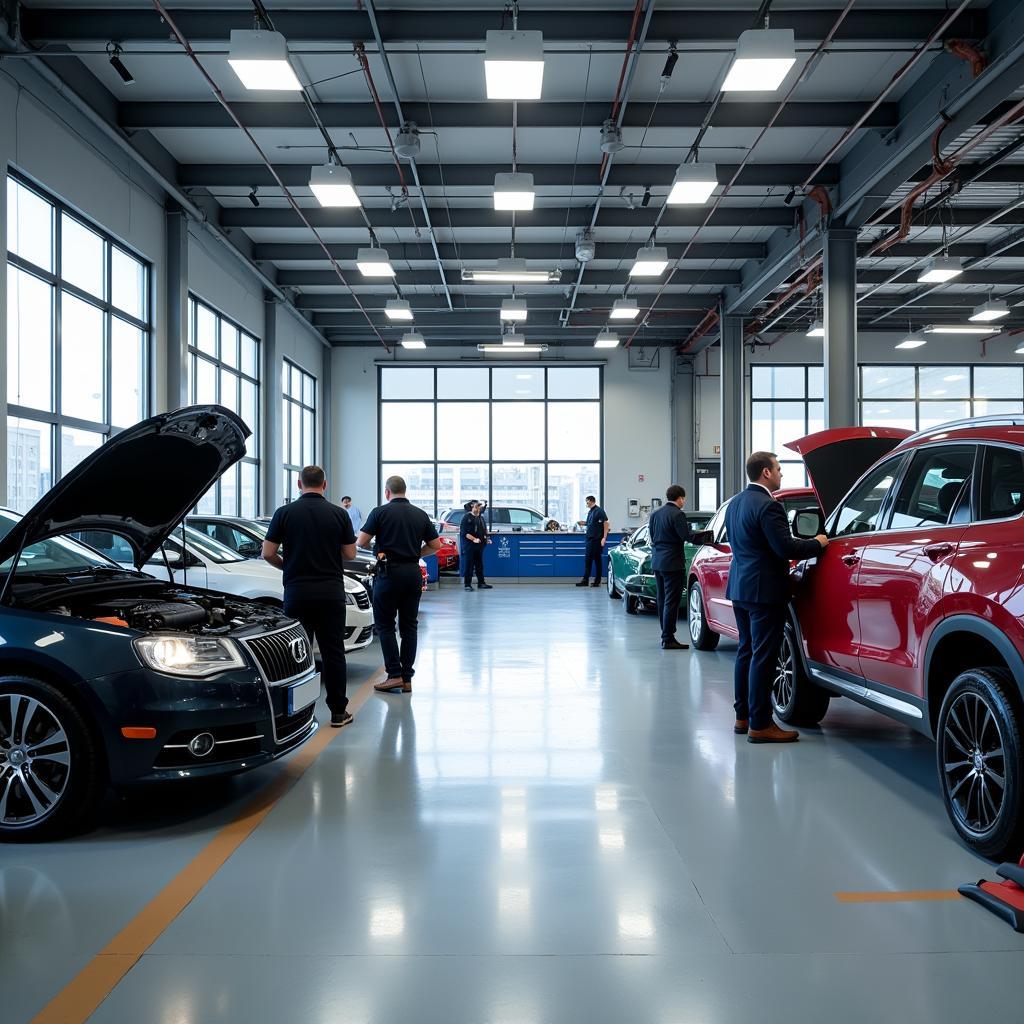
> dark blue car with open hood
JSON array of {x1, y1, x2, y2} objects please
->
[{"x1": 0, "y1": 405, "x2": 319, "y2": 841}]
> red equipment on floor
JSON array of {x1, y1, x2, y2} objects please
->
[{"x1": 959, "y1": 853, "x2": 1024, "y2": 932}]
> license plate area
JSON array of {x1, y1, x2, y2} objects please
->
[{"x1": 287, "y1": 674, "x2": 320, "y2": 714}]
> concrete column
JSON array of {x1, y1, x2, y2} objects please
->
[
  {"x1": 823, "y1": 227, "x2": 858, "y2": 427},
  {"x1": 164, "y1": 204, "x2": 189, "y2": 412},
  {"x1": 262, "y1": 295, "x2": 281, "y2": 514},
  {"x1": 320, "y1": 339, "x2": 333, "y2": 487},
  {"x1": 719, "y1": 314, "x2": 746, "y2": 499}
]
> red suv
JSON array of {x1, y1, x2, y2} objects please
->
[{"x1": 688, "y1": 419, "x2": 1024, "y2": 856}]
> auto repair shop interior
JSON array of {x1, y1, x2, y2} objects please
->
[{"x1": 2, "y1": 1, "x2": 1024, "y2": 1021}]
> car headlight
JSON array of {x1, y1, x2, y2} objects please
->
[
  {"x1": 345, "y1": 591, "x2": 356, "y2": 605},
  {"x1": 133, "y1": 635, "x2": 246, "y2": 677}
]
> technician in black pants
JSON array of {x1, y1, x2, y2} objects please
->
[
  {"x1": 575, "y1": 494, "x2": 609, "y2": 587},
  {"x1": 359, "y1": 475, "x2": 442, "y2": 694},
  {"x1": 460, "y1": 501, "x2": 492, "y2": 591},
  {"x1": 648, "y1": 484, "x2": 697, "y2": 650},
  {"x1": 263, "y1": 465, "x2": 357, "y2": 728}
]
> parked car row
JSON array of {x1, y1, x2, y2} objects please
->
[{"x1": 687, "y1": 420, "x2": 1024, "y2": 857}]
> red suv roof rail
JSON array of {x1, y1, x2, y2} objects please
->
[{"x1": 904, "y1": 414, "x2": 1024, "y2": 445}]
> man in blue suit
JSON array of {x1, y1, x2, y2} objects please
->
[{"x1": 725, "y1": 452, "x2": 828, "y2": 743}]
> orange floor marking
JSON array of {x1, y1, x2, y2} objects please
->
[{"x1": 835, "y1": 889, "x2": 963, "y2": 904}]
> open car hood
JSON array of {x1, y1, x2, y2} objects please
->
[
  {"x1": 785, "y1": 426, "x2": 912, "y2": 518},
  {"x1": 0, "y1": 406, "x2": 249, "y2": 569}
]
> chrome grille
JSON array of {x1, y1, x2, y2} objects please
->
[
  {"x1": 354, "y1": 589, "x2": 371, "y2": 610},
  {"x1": 244, "y1": 625, "x2": 315, "y2": 683}
]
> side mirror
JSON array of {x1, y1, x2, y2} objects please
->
[
  {"x1": 691, "y1": 530, "x2": 713, "y2": 546},
  {"x1": 793, "y1": 508, "x2": 825, "y2": 539},
  {"x1": 160, "y1": 549, "x2": 185, "y2": 568},
  {"x1": 238, "y1": 540, "x2": 260, "y2": 557}
]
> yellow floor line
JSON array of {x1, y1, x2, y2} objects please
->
[
  {"x1": 31, "y1": 668, "x2": 385, "y2": 1024},
  {"x1": 835, "y1": 889, "x2": 963, "y2": 904}
]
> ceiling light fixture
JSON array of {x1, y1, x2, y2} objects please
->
[
  {"x1": 484, "y1": 30, "x2": 545, "y2": 100},
  {"x1": 806, "y1": 320, "x2": 825, "y2": 338},
  {"x1": 500, "y1": 299, "x2": 528, "y2": 322},
  {"x1": 925, "y1": 325, "x2": 998, "y2": 335},
  {"x1": 969, "y1": 299, "x2": 1010, "y2": 322},
  {"x1": 630, "y1": 245, "x2": 670, "y2": 278},
  {"x1": 309, "y1": 164, "x2": 361, "y2": 207},
  {"x1": 356, "y1": 247, "x2": 396, "y2": 277},
  {"x1": 247, "y1": 186, "x2": 260, "y2": 208},
  {"x1": 400, "y1": 331, "x2": 426, "y2": 350},
  {"x1": 385, "y1": 299, "x2": 414, "y2": 321},
  {"x1": 227, "y1": 29, "x2": 302, "y2": 91},
  {"x1": 595, "y1": 331, "x2": 620, "y2": 349},
  {"x1": 107, "y1": 43, "x2": 134, "y2": 85},
  {"x1": 501, "y1": 333, "x2": 526, "y2": 347},
  {"x1": 721, "y1": 29, "x2": 796, "y2": 92},
  {"x1": 462, "y1": 259, "x2": 560, "y2": 283},
  {"x1": 478, "y1": 343, "x2": 548, "y2": 354},
  {"x1": 394, "y1": 122, "x2": 421, "y2": 161},
  {"x1": 667, "y1": 163, "x2": 718, "y2": 205},
  {"x1": 610, "y1": 299, "x2": 639, "y2": 320},
  {"x1": 600, "y1": 119, "x2": 625, "y2": 154},
  {"x1": 493, "y1": 172, "x2": 536, "y2": 211},
  {"x1": 917, "y1": 256, "x2": 963, "y2": 283},
  {"x1": 895, "y1": 332, "x2": 927, "y2": 350}
]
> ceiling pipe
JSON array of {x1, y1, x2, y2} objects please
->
[
  {"x1": 151, "y1": 0, "x2": 390, "y2": 350},
  {"x1": 946, "y1": 38, "x2": 987, "y2": 78},
  {"x1": 354, "y1": 4, "x2": 454, "y2": 310}
]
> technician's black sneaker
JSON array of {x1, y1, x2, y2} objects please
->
[
  {"x1": 330, "y1": 711, "x2": 354, "y2": 728},
  {"x1": 575, "y1": 580, "x2": 589, "y2": 587},
  {"x1": 464, "y1": 585, "x2": 474, "y2": 591},
  {"x1": 478, "y1": 583, "x2": 494, "y2": 589},
  {"x1": 590, "y1": 581, "x2": 601, "y2": 588}
]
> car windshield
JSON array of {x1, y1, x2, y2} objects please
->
[
  {"x1": 0, "y1": 511, "x2": 124, "y2": 575},
  {"x1": 237, "y1": 519, "x2": 268, "y2": 539},
  {"x1": 178, "y1": 526, "x2": 247, "y2": 564}
]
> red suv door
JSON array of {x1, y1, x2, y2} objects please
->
[{"x1": 855, "y1": 444, "x2": 975, "y2": 697}]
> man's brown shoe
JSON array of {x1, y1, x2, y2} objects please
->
[
  {"x1": 734, "y1": 719, "x2": 748, "y2": 734},
  {"x1": 375, "y1": 677, "x2": 407, "y2": 694},
  {"x1": 748, "y1": 723, "x2": 799, "y2": 744}
]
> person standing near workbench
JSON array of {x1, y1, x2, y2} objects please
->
[
  {"x1": 460, "y1": 501, "x2": 493, "y2": 591},
  {"x1": 575, "y1": 495, "x2": 609, "y2": 587}
]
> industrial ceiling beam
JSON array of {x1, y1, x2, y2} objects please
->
[
  {"x1": 120, "y1": 100, "x2": 898, "y2": 131},
  {"x1": 22, "y1": 9, "x2": 985, "y2": 44},
  {"x1": 306, "y1": 296, "x2": 716, "y2": 314},
  {"x1": 278, "y1": 269, "x2": 741, "y2": 287}
]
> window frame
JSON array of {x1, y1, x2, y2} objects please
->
[
  {"x1": 882, "y1": 444, "x2": 977, "y2": 533},
  {"x1": 976, "y1": 443, "x2": 1024, "y2": 524},
  {"x1": 376, "y1": 365, "x2": 604, "y2": 524},
  {"x1": 281, "y1": 357, "x2": 317, "y2": 503},
  {"x1": 827, "y1": 454, "x2": 909, "y2": 539},
  {"x1": 749, "y1": 365, "x2": 822, "y2": 488},
  {"x1": 6, "y1": 172, "x2": 153, "y2": 511}
]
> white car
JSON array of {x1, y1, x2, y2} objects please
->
[{"x1": 78, "y1": 526, "x2": 374, "y2": 653}]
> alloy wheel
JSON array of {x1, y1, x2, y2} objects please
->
[
  {"x1": 0, "y1": 693, "x2": 72, "y2": 827},
  {"x1": 607, "y1": 569, "x2": 616, "y2": 596},
  {"x1": 688, "y1": 587, "x2": 703, "y2": 644},
  {"x1": 942, "y1": 690, "x2": 1006, "y2": 837},
  {"x1": 773, "y1": 633, "x2": 795, "y2": 712}
]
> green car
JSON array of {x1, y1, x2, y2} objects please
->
[{"x1": 606, "y1": 511, "x2": 714, "y2": 614}]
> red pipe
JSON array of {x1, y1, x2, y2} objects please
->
[{"x1": 946, "y1": 39, "x2": 987, "y2": 78}]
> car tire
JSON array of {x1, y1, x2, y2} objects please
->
[
  {"x1": 624, "y1": 593, "x2": 641, "y2": 615},
  {"x1": 936, "y1": 668, "x2": 1024, "y2": 859},
  {"x1": 771, "y1": 621, "x2": 829, "y2": 726},
  {"x1": 607, "y1": 567, "x2": 621, "y2": 599},
  {"x1": 687, "y1": 582, "x2": 719, "y2": 651},
  {"x1": 0, "y1": 677, "x2": 104, "y2": 842}
]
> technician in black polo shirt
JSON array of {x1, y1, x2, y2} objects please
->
[
  {"x1": 575, "y1": 494, "x2": 609, "y2": 587},
  {"x1": 358, "y1": 475, "x2": 441, "y2": 695},
  {"x1": 263, "y1": 465, "x2": 356, "y2": 728}
]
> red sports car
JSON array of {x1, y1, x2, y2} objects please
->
[
  {"x1": 688, "y1": 420, "x2": 1024, "y2": 856},
  {"x1": 435, "y1": 535, "x2": 459, "y2": 571}
]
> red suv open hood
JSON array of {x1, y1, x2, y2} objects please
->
[{"x1": 785, "y1": 426, "x2": 912, "y2": 518}]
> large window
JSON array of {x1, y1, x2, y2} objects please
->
[
  {"x1": 6, "y1": 174, "x2": 150, "y2": 512},
  {"x1": 861, "y1": 365, "x2": 1023, "y2": 429},
  {"x1": 378, "y1": 365, "x2": 602, "y2": 525},
  {"x1": 750, "y1": 366, "x2": 823, "y2": 488},
  {"x1": 282, "y1": 358, "x2": 317, "y2": 501},
  {"x1": 187, "y1": 296, "x2": 259, "y2": 517}
]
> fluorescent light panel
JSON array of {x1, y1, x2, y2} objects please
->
[
  {"x1": 926, "y1": 325, "x2": 998, "y2": 335},
  {"x1": 667, "y1": 163, "x2": 718, "y2": 205},
  {"x1": 385, "y1": 299, "x2": 413, "y2": 321},
  {"x1": 629, "y1": 246, "x2": 670, "y2": 277},
  {"x1": 494, "y1": 172, "x2": 536, "y2": 211},
  {"x1": 228, "y1": 30, "x2": 303, "y2": 91},
  {"x1": 484, "y1": 30, "x2": 545, "y2": 100},
  {"x1": 309, "y1": 164, "x2": 360, "y2": 207},
  {"x1": 356, "y1": 247, "x2": 395, "y2": 277},
  {"x1": 969, "y1": 299, "x2": 1010, "y2": 322},
  {"x1": 500, "y1": 299, "x2": 528, "y2": 322},
  {"x1": 896, "y1": 333, "x2": 927, "y2": 350},
  {"x1": 610, "y1": 299, "x2": 639, "y2": 320},
  {"x1": 400, "y1": 332, "x2": 426, "y2": 349},
  {"x1": 501, "y1": 333, "x2": 526, "y2": 347},
  {"x1": 806, "y1": 320, "x2": 825, "y2": 337},
  {"x1": 462, "y1": 259, "x2": 559, "y2": 283},
  {"x1": 478, "y1": 343, "x2": 548, "y2": 353},
  {"x1": 721, "y1": 29, "x2": 796, "y2": 92},
  {"x1": 917, "y1": 256, "x2": 963, "y2": 283},
  {"x1": 595, "y1": 331, "x2": 620, "y2": 349}
]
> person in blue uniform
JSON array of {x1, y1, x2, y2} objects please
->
[
  {"x1": 648, "y1": 484, "x2": 698, "y2": 650},
  {"x1": 358, "y1": 475, "x2": 442, "y2": 695},
  {"x1": 460, "y1": 501, "x2": 492, "y2": 591},
  {"x1": 575, "y1": 495, "x2": 609, "y2": 587},
  {"x1": 725, "y1": 451, "x2": 828, "y2": 743}
]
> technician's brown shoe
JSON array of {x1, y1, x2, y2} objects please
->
[
  {"x1": 748, "y1": 723, "x2": 799, "y2": 744},
  {"x1": 734, "y1": 719, "x2": 749, "y2": 734},
  {"x1": 375, "y1": 676, "x2": 406, "y2": 694}
]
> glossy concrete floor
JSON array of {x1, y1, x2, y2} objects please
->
[{"x1": 3, "y1": 583, "x2": 1023, "y2": 1023}]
